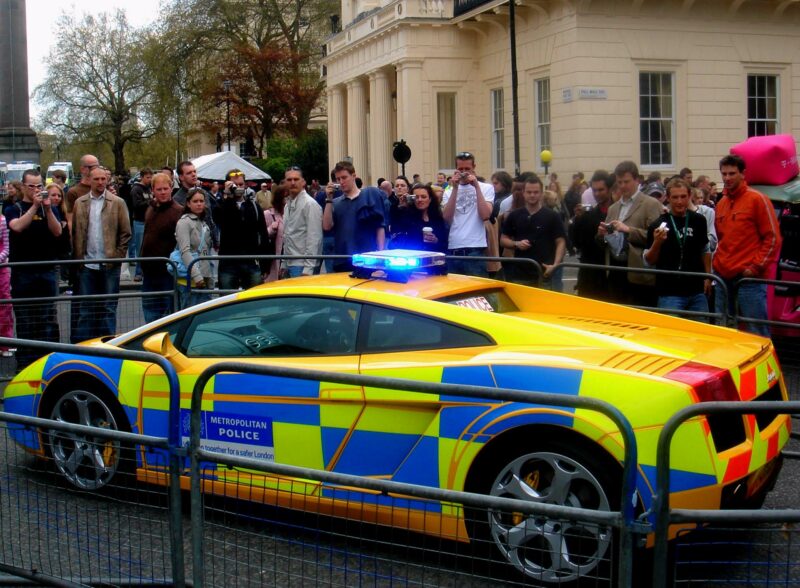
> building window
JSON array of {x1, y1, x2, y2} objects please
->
[
  {"x1": 437, "y1": 93, "x2": 456, "y2": 169},
  {"x1": 491, "y1": 88, "x2": 505, "y2": 169},
  {"x1": 639, "y1": 72, "x2": 674, "y2": 167},
  {"x1": 535, "y1": 78, "x2": 551, "y2": 154},
  {"x1": 747, "y1": 74, "x2": 779, "y2": 137}
]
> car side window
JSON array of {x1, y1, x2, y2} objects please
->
[
  {"x1": 362, "y1": 305, "x2": 492, "y2": 352},
  {"x1": 181, "y1": 297, "x2": 361, "y2": 357}
]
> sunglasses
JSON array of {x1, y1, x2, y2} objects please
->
[
  {"x1": 285, "y1": 165, "x2": 302, "y2": 173},
  {"x1": 229, "y1": 171, "x2": 244, "y2": 178},
  {"x1": 456, "y1": 151, "x2": 474, "y2": 160}
]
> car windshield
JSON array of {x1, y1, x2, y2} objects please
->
[{"x1": 435, "y1": 288, "x2": 519, "y2": 313}]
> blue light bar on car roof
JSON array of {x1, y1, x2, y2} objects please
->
[{"x1": 352, "y1": 249, "x2": 446, "y2": 271}]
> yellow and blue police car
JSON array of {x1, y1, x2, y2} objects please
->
[{"x1": 3, "y1": 250, "x2": 789, "y2": 584}]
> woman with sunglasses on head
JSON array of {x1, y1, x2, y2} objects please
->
[
  {"x1": 389, "y1": 183, "x2": 448, "y2": 252},
  {"x1": 46, "y1": 183, "x2": 72, "y2": 281},
  {"x1": 175, "y1": 187, "x2": 214, "y2": 308}
]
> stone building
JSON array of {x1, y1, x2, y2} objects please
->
[{"x1": 322, "y1": 0, "x2": 800, "y2": 184}]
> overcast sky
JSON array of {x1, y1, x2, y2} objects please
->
[{"x1": 26, "y1": 0, "x2": 163, "y2": 118}]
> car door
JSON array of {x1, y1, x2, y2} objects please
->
[
  {"x1": 345, "y1": 303, "x2": 495, "y2": 488},
  {"x1": 140, "y1": 295, "x2": 363, "y2": 479}
]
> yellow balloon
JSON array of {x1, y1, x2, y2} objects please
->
[{"x1": 540, "y1": 149, "x2": 553, "y2": 164}]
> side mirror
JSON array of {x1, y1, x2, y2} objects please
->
[{"x1": 143, "y1": 332, "x2": 191, "y2": 371}]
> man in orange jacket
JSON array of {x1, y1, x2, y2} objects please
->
[{"x1": 713, "y1": 154, "x2": 782, "y2": 337}]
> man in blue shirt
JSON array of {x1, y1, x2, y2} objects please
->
[{"x1": 322, "y1": 161, "x2": 386, "y2": 272}]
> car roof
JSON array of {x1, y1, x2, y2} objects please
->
[{"x1": 239, "y1": 271, "x2": 497, "y2": 301}]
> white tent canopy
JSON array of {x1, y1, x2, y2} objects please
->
[{"x1": 191, "y1": 151, "x2": 272, "y2": 182}]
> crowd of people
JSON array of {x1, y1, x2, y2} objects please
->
[{"x1": 0, "y1": 149, "x2": 784, "y2": 366}]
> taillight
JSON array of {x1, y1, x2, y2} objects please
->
[
  {"x1": 665, "y1": 362, "x2": 746, "y2": 452},
  {"x1": 665, "y1": 362, "x2": 739, "y2": 402}
]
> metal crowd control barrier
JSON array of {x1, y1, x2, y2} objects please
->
[
  {"x1": 733, "y1": 276, "x2": 800, "y2": 334},
  {"x1": 188, "y1": 362, "x2": 641, "y2": 588},
  {"x1": 652, "y1": 400, "x2": 800, "y2": 588},
  {"x1": 555, "y1": 261, "x2": 729, "y2": 324},
  {"x1": 0, "y1": 337, "x2": 184, "y2": 587}
]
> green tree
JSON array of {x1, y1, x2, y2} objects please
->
[
  {"x1": 157, "y1": 0, "x2": 336, "y2": 153},
  {"x1": 34, "y1": 11, "x2": 159, "y2": 174}
]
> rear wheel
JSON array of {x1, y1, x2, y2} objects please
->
[
  {"x1": 468, "y1": 437, "x2": 619, "y2": 586},
  {"x1": 47, "y1": 387, "x2": 130, "y2": 491}
]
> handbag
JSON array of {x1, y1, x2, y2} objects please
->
[
  {"x1": 167, "y1": 248, "x2": 198, "y2": 278},
  {"x1": 168, "y1": 224, "x2": 206, "y2": 278}
]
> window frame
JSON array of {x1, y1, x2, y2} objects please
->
[
  {"x1": 490, "y1": 87, "x2": 505, "y2": 170},
  {"x1": 436, "y1": 91, "x2": 457, "y2": 170},
  {"x1": 534, "y1": 77, "x2": 551, "y2": 156},
  {"x1": 638, "y1": 71, "x2": 676, "y2": 169},
  {"x1": 746, "y1": 73, "x2": 780, "y2": 137}
]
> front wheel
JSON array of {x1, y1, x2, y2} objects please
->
[
  {"x1": 469, "y1": 438, "x2": 620, "y2": 586},
  {"x1": 47, "y1": 387, "x2": 129, "y2": 491}
]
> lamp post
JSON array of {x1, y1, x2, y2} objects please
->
[
  {"x1": 223, "y1": 79, "x2": 232, "y2": 152},
  {"x1": 540, "y1": 149, "x2": 553, "y2": 177}
]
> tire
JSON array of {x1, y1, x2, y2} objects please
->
[
  {"x1": 466, "y1": 436, "x2": 620, "y2": 586},
  {"x1": 45, "y1": 384, "x2": 132, "y2": 491}
]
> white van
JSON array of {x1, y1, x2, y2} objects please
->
[
  {"x1": 6, "y1": 161, "x2": 40, "y2": 182},
  {"x1": 46, "y1": 161, "x2": 75, "y2": 185}
]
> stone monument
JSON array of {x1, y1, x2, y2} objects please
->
[{"x1": 0, "y1": 0, "x2": 41, "y2": 163}]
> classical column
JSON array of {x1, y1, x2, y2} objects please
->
[
  {"x1": 0, "y1": 0, "x2": 40, "y2": 162},
  {"x1": 368, "y1": 69, "x2": 392, "y2": 183},
  {"x1": 346, "y1": 79, "x2": 369, "y2": 178},
  {"x1": 327, "y1": 85, "x2": 347, "y2": 168},
  {"x1": 395, "y1": 60, "x2": 424, "y2": 177}
]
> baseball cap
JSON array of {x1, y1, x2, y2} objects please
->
[{"x1": 644, "y1": 181, "x2": 666, "y2": 197}]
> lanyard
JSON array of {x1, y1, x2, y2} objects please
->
[{"x1": 668, "y1": 213, "x2": 689, "y2": 270}]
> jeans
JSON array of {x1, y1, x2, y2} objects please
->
[
  {"x1": 11, "y1": 268, "x2": 59, "y2": 368},
  {"x1": 321, "y1": 235, "x2": 336, "y2": 274},
  {"x1": 141, "y1": 272, "x2": 175, "y2": 323},
  {"x1": 218, "y1": 260, "x2": 261, "y2": 291},
  {"x1": 74, "y1": 266, "x2": 121, "y2": 342},
  {"x1": 447, "y1": 248, "x2": 487, "y2": 278},
  {"x1": 714, "y1": 276, "x2": 769, "y2": 337},
  {"x1": 178, "y1": 284, "x2": 211, "y2": 310},
  {"x1": 546, "y1": 266, "x2": 564, "y2": 293},
  {"x1": 658, "y1": 293, "x2": 709, "y2": 322},
  {"x1": 286, "y1": 266, "x2": 304, "y2": 278},
  {"x1": 129, "y1": 220, "x2": 145, "y2": 277}
]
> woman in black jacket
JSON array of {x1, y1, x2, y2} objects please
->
[{"x1": 390, "y1": 183, "x2": 448, "y2": 252}]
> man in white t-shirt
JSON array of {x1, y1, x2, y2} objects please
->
[{"x1": 442, "y1": 151, "x2": 495, "y2": 276}]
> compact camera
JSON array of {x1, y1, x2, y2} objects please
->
[
  {"x1": 603, "y1": 222, "x2": 615, "y2": 234},
  {"x1": 332, "y1": 183, "x2": 341, "y2": 191}
]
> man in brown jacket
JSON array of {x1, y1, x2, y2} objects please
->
[
  {"x1": 598, "y1": 160, "x2": 663, "y2": 306},
  {"x1": 71, "y1": 166, "x2": 131, "y2": 342}
]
